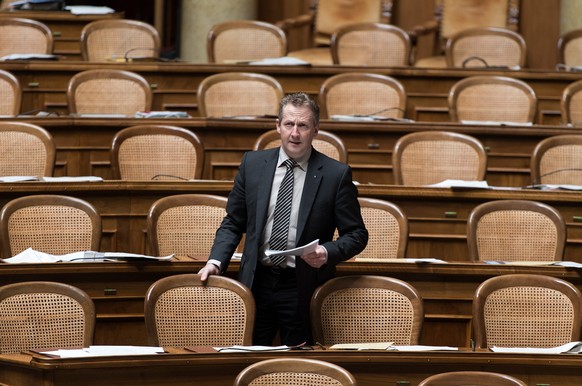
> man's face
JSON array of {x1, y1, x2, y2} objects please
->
[{"x1": 276, "y1": 104, "x2": 319, "y2": 159}]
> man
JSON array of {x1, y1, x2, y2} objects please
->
[{"x1": 199, "y1": 92, "x2": 368, "y2": 346}]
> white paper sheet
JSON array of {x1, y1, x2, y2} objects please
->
[
  {"x1": 330, "y1": 342, "x2": 394, "y2": 350},
  {"x1": 3, "y1": 248, "x2": 174, "y2": 263},
  {"x1": 353, "y1": 257, "x2": 447, "y2": 264},
  {"x1": 491, "y1": 341, "x2": 582, "y2": 354},
  {"x1": 214, "y1": 345, "x2": 290, "y2": 353},
  {"x1": 390, "y1": 345, "x2": 458, "y2": 352},
  {"x1": 265, "y1": 239, "x2": 319, "y2": 257},
  {"x1": 42, "y1": 345, "x2": 164, "y2": 358},
  {"x1": 427, "y1": 179, "x2": 489, "y2": 188}
]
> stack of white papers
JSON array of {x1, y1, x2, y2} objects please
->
[
  {"x1": 427, "y1": 180, "x2": 489, "y2": 189},
  {"x1": 460, "y1": 120, "x2": 533, "y2": 127},
  {"x1": 329, "y1": 343, "x2": 457, "y2": 351},
  {"x1": 0, "y1": 54, "x2": 58, "y2": 61},
  {"x1": 484, "y1": 260, "x2": 582, "y2": 268},
  {"x1": 491, "y1": 341, "x2": 582, "y2": 354},
  {"x1": 64, "y1": 5, "x2": 115, "y2": 15},
  {"x1": 265, "y1": 239, "x2": 319, "y2": 257},
  {"x1": 215, "y1": 345, "x2": 291, "y2": 353},
  {"x1": 41, "y1": 345, "x2": 164, "y2": 358},
  {"x1": 3, "y1": 248, "x2": 174, "y2": 263},
  {"x1": 353, "y1": 257, "x2": 447, "y2": 264},
  {"x1": 0, "y1": 176, "x2": 103, "y2": 182}
]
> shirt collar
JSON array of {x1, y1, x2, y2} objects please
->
[{"x1": 278, "y1": 147, "x2": 311, "y2": 171}]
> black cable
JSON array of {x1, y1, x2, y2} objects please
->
[{"x1": 525, "y1": 167, "x2": 582, "y2": 188}]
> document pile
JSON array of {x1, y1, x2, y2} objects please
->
[
  {"x1": 40, "y1": 346, "x2": 164, "y2": 358},
  {"x1": 491, "y1": 341, "x2": 582, "y2": 354},
  {"x1": 329, "y1": 343, "x2": 458, "y2": 351},
  {"x1": 3, "y1": 248, "x2": 174, "y2": 263}
]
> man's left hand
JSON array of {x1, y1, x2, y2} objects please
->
[{"x1": 301, "y1": 245, "x2": 328, "y2": 268}]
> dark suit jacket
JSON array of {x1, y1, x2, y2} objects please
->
[{"x1": 209, "y1": 147, "x2": 368, "y2": 313}]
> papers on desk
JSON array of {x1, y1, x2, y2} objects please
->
[
  {"x1": 135, "y1": 111, "x2": 191, "y2": 119},
  {"x1": 75, "y1": 113, "x2": 129, "y2": 118},
  {"x1": 484, "y1": 260, "x2": 582, "y2": 268},
  {"x1": 427, "y1": 179, "x2": 489, "y2": 189},
  {"x1": 491, "y1": 341, "x2": 582, "y2": 354},
  {"x1": 64, "y1": 5, "x2": 115, "y2": 14},
  {"x1": 0, "y1": 53, "x2": 59, "y2": 61},
  {"x1": 249, "y1": 57, "x2": 311, "y2": 66},
  {"x1": 215, "y1": 345, "x2": 291, "y2": 353},
  {"x1": 353, "y1": 257, "x2": 447, "y2": 264},
  {"x1": 41, "y1": 345, "x2": 164, "y2": 358},
  {"x1": 3, "y1": 248, "x2": 174, "y2": 263},
  {"x1": 0, "y1": 176, "x2": 103, "y2": 182},
  {"x1": 329, "y1": 343, "x2": 457, "y2": 351},
  {"x1": 265, "y1": 239, "x2": 319, "y2": 257},
  {"x1": 527, "y1": 184, "x2": 582, "y2": 191},
  {"x1": 460, "y1": 120, "x2": 533, "y2": 127},
  {"x1": 330, "y1": 114, "x2": 415, "y2": 123}
]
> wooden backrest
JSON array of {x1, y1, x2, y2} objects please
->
[
  {"x1": 0, "y1": 17, "x2": 53, "y2": 57},
  {"x1": 467, "y1": 200, "x2": 566, "y2": 262},
  {"x1": 439, "y1": 0, "x2": 514, "y2": 41},
  {"x1": 445, "y1": 27, "x2": 526, "y2": 68},
  {"x1": 418, "y1": 371, "x2": 527, "y2": 386},
  {"x1": 234, "y1": 358, "x2": 357, "y2": 386},
  {"x1": 0, "y1": 281, "x2": 95, "y2": 354},
  {"x1": 0, "y1": 70, "x2": 21, "y2": 116},
  {"x1": 558, "y1": 28, "x2": 582, "y2": 67},
  {"x1": 310, "y1": 275, "x2": 423, "y2": 345},
  {"x1": 197, "y1": 72, "x2": 283, "y2": 118},
  {"x1": 144, "y1": 274, "x2": 255, "y2": 347},
  {"x1": 80, "y1": 19, "x2": 160, "y2": 62},
  {"x1": 392, "y1": 131, "x2": 487, "y2": 185},
  {"x1": 253, "y1": 129, "x2": 348, "y2": 163},
  {"x1": 356, "y1": 197, "x2": 408, "y2": 259},
  {"x1": 331, "y1": 22, "x2": 411, "y2": 66},
  {"x1": 561, "y1": 79, "x2": 582, "y2": 124},
  {"x1": 0, "y1": 121, "x2": 55, "y2": 177},
  {"x1": 207, "y1": 20, "x2": 287, "y2": 63},
  {"x1": 473, "y1": 274, "x2": 582, "y2": 348},
  {"x1": 0, "y1": 194, "x2": 102, "y2": 258},
  {"x1": 319, "y1": 72, "x2": 406, "y2": 119},
  {"x1": 147, "y1": 194, "x2": 227, "y2": 257},
  {"x1": 531, "y1": 135, "x2": 582, "y2": 185},
  {"x1": 111, "y1": 125, "x2": 204, "y2": 180},
  {"x1": 67, "y1": 69, "x2": 152, "y2": 116},
  {"x1": 448, "y1": 75, "x2": 537, "y2": 123}
]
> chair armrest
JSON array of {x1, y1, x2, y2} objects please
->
[
  {"x1": 276, "y1": 13, "x2": 315, "y2": 33},
  {"x1": 408, "y1": 19, "x2": 439, "y2": 45}
]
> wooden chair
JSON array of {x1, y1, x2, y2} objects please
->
[
  {"x1": 147, "y1": 194, "x2": 227, "y2": 258},
  {"x1": 473, "y1": 274, "x2": 582, "y2": 348},
  {"x1": 80, "y1": 19, "x2": 161, "y2": 62},
  {"x1": 392, "y1": 131, "x2": 487, "y2": 185},
  {"x1": 418, "y1": 371, "x2": 527, "y2": 386},
  {"x1": 0, "y1": 281, "x2": 95, "y2": 354},
  {"x1": 319, "y1": 73, "x2": 406, "y2": 119},
  {"x1": 310, "y1": 275, "x2": 423, "y2": 345},
  {"x1": 253, "y1": 129, "x2": 348, "y2": 163},
  {"x1": 0, "y1": 18, "x2": 53, "y2": 57},
  {"x1": 331, "y1": 22, "x2": 411, "y2": 66},
  {"x1": 0, "y1": 122, "x2": 55, "y2": 177},
  {"x1": 0, "y1": 70, "x2": 21, "y2": 116},
  {"x1": 558, "y1": 28, "x2": 582, "y2": 67},
  {"x1": 356, "y1": 197, "x2": 407, "y2": 259},
  {"x1": 561, "y1": 79, "x2": 582, "y2": 125},
  {"x1": 67, "y1": 69, "x2": 152, "y2": 116},
  {"x1": 144, "y1": 274, "x2": 255, "y2": 347},
  {"x1": 448, "y1": 76, "x2": 537, "y2": 124},
  {"x1": 412, "y1": 0, "x2": 519, "y2": 68},
  {"x1": 0, "y1": 195, "x2": 102, "y2": 258},
  {"x1": 111, "y1": 125, "x2": 204, "y2": 181},
  {"x1": 279, "y1": 0, "x2": 392, "y2": 65},
  {"x1": 445, "y1": 27, "x2": 526, "y2": 69},
  {"x1": 531, "y1": 135, "x2": 582, "y2": 185},
  {"x1": 467, "y1": 200, "x2": 566, "y2": 262},
  {"x1": 234, "y1": 358, "x2": 357, "y2": 386},
  {"x1": 207, "y1": 20, "x2": 287, "y2": 64},
  {"x1": 197, "y1": 72, "x2": 283, "y2": 118}
]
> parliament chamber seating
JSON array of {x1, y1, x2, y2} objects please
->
[
  {"x1": 0, "y1": 17, "x2": 53, "y2": 58},
  {"x1": 0, "y1": 194, "x2": 101, "y2": 258},
  {"x1": 472, "y1": 274, "x2": 582, "y2": 349},
  {"x1": 0, "y1": 121, "x2": 55, "y2": 177},
  {"x1": 67, "y1": 69, "x2": 152, "y2": 116},
  {"x1": 558, "y1": 27, "x2": 582, "y2": 68},
  {"x1": 233, "y1": 358, "x2": 357, "y2": 386},
  {"x1": 0, "y1": 69, "x2": 20, "y2": 116},
  {"x1": 418, "y1": 371, "x2": 527, "y2": 386},
  {"x1": 0, "y1": 281, "x2": 95, "y2": 354},
  {"x1": 80, "y1": 19, "x2": 161, "y2": 62},
  {"x1": 466, "y1": 199, "x2": 566, "y2": 262},
  {"x1": 206, "y1": 20, "x2": 287, "y2": 64},
  {"x1": 110, "y1": 124, "x2": 204, "y2": 180},
  {"x1": 144, "y1": 274, "x2": 255, "y2": 347},
  {"x1": 560, "y1": 79, "x2": 582, "y2": 125},
  {"x1": 530, "y1": 134, "x2": 582, "y2": 185},
  {"x1": 310, "y1": 275, "x2": 423, "y2": 345}
]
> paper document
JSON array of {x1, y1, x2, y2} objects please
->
[
  {"x1": 265, "y1": 239, "x2": 319, "y2": 257},
  {"x1": 3, "y1": 248, "x2": 174, "y2": 263},
  {"x1": 42, "y1": 345, "x2": 164, "y2": 358},
  {"x1": 427, "y1": 179, "x2": 489, "y2": 188},
  {"x1": 0, "y1": 54, "x2": 58, "y2": 61},
  {"x1": 135, "y1": 111, "x2": 191, "y2": 119},
  {"x1": 215, "y1": 345, "x2": 291, "y2": 353},
  {"x1": 527, "y1": 184, "x2": 582, "y2": 191},
  {"x1": 484, "y1": 260, "x2": 558, "y2": 266},
  {"x1": 491, "y1": 341, "x2": 582, "y2": 354},
  {"x1": 354, "y1": 257, "x2": 447, "y2": 264},
  {"x1": 65, "y1": 5, "x2": 115, "y2": 14},
  {"x1": 390, "y1": 345, "x2": 458, "y2": 352},
  {"x1": 330, "y1": 342, "x2": 394, "y2": 350},
  {"x1": 330, "y1": 115, "x2": 415, "y2": 123},
  {"x1": 460, "y1": 120, "x2": 533, "y2": 127},
  {"x1": 248, "y1": 57, "x2": 311, "y2": 66}
]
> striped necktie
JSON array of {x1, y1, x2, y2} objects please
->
[{"x1": 268, "y1": 158, "x2": 297, "y2": 266}]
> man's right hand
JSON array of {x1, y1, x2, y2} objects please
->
[{"x1": 198, "y1": 262, "x2": 220, "y2": 282}]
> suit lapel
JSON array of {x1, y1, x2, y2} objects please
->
[
  {"x1": 297, "y1": 150, "x2": 323, "y2": 240},
  {"x1": 256, "y1": 149, "x2": 278, "y2": 234}
]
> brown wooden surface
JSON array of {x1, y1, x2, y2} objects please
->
[
  {"x1": 0, "y1": 61, "x2": 576, "y2": 124},
  {"x1": 4, "y1": 116, "x2": 582, "y2": 188},
  {"x1": 3, "y1": 348, "x2": 582, "y2": 386},
  {"x1": 0, "y1": 182, "x2": 582, "y2": 347},
  {"x1": 0, "y1": 11, "x2": 124, "y2": 60}
]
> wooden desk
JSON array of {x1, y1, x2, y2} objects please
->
[
  {"x1": 0, "y1": 11, "x2": 124, "y2": 60},
  {"x1": 0, "y1": 61, "x2": 577, "y2": 124},
  {"x1": 2, "y1": 348, "x2": 581, "y2": 386},
  {"x1": 4, "y1": 116, "x2": 580, "y2": 187}
]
